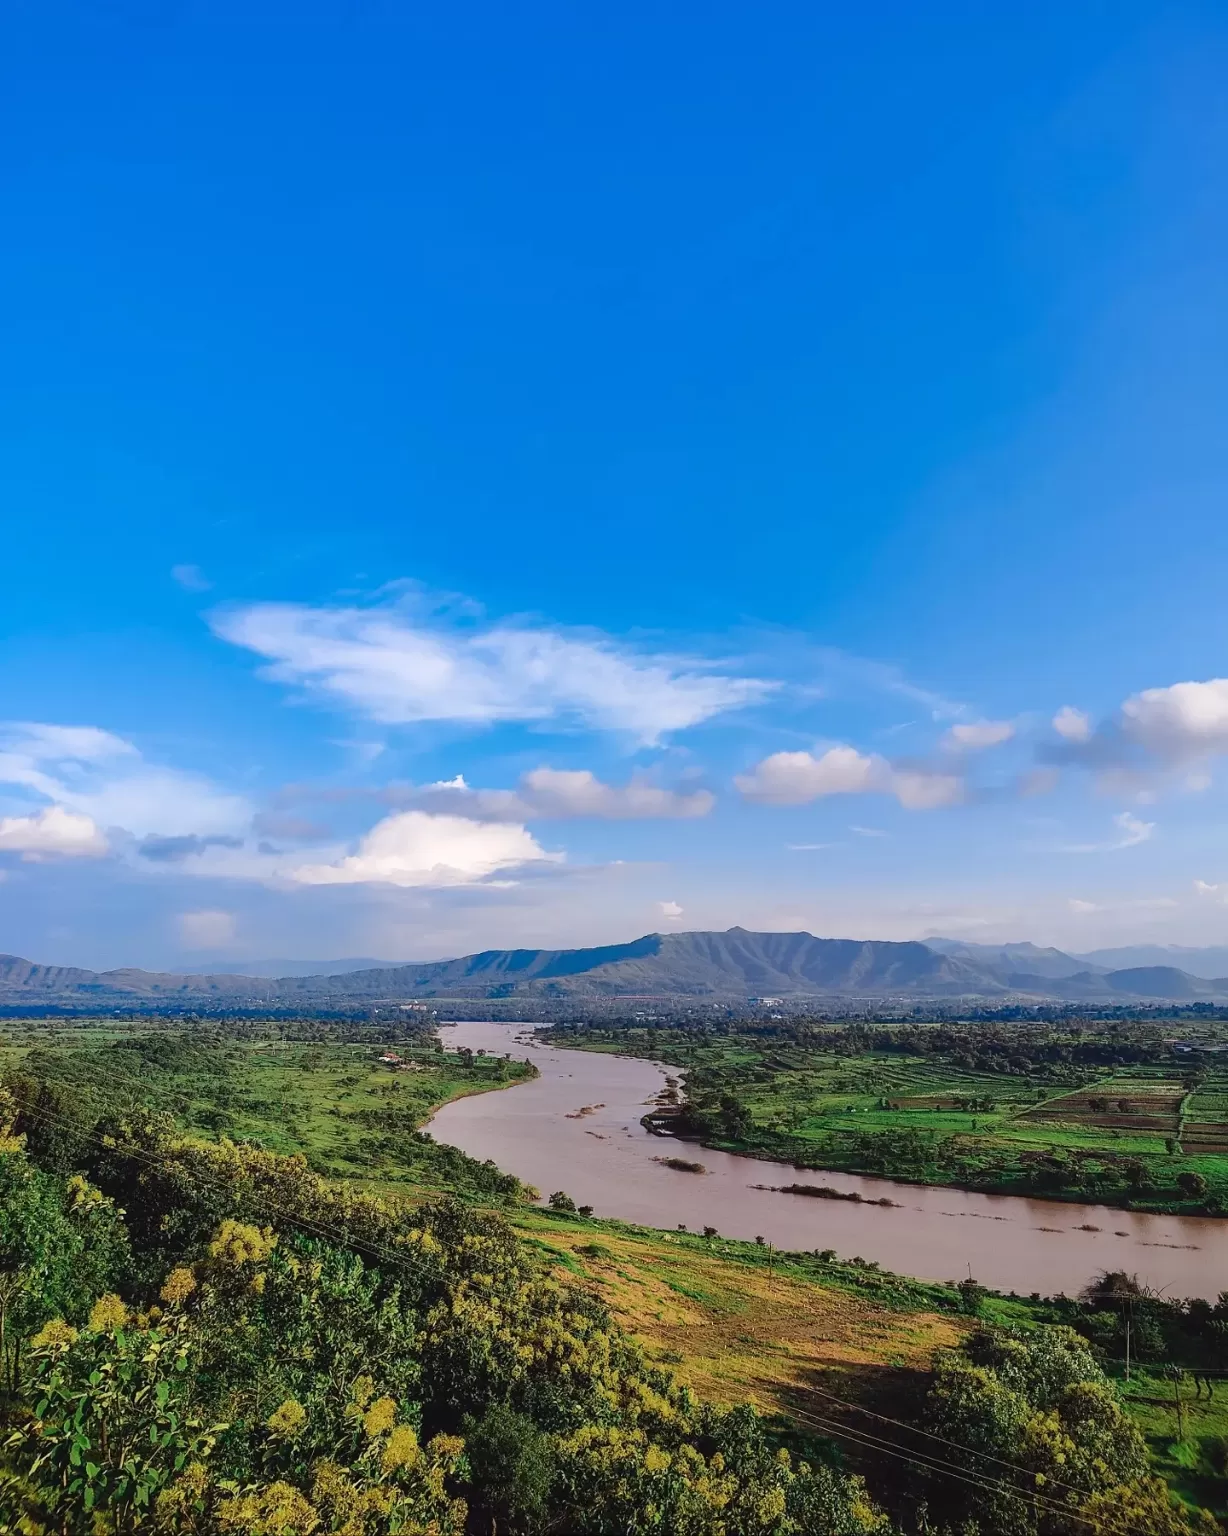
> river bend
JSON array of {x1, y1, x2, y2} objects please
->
[{"x1": 427, "y1": 1020, "x2": 1228, "y2": 1299}]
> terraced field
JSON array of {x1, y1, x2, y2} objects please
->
[
  {"x1": 1021, "y1": 1076, "x2": 1187, "y2": 1136},
  {"x1": 1180, "y1": 1071, "x2": 1228, "y2": 1153}
]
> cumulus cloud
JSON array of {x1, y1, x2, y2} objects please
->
[
  {"x1": 177, "y1": 909, "x2": 237, "y2": 948},
  {"x1": 734, "y1": 747, "x2": 881, "y2": 805},
  {"x1": 1052, "y1": 707, "x2": 1092, "y2": 743},
  {"x1": 1044, "y1": 680, "x2": 1228, "y2": 799},
  {"x1": 212, "y1": 599, "x2": 774, "y2": 744},
  {"x1": 943, "y1": 720, "x2": 1015, "y2": 751},
  {"x1": 291, "y1": 810, "x2": 559, "y2": 888},
  {"x1": 0, "y1": 722, "x2": 251, "y2": 840},
  {"x1": 657, "y1": 900, "x2": 684, "y2": 919},
  {"x1": 1120, "y1": 679, "x2": 1228, "y2": 758},
  {"x1": 412, "y1": 768, "x2": 714, "y2": 821},
  {"x1": 734, "y1": 746, "x2": 963, "y2": 810},
  {"x1": 0, "y1": 806, "x2": 108, "y2": 859}
]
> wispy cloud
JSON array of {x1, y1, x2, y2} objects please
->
[
  {"x1": 213, "y1": 593, "x2": 776, "y2": 745},
  {"x1": 1053, "y1": 811, "x2": 1155, "y2": 854},
  {"x1": 171, "y1": 564, "x2": 212, "y2": 593},
  {"x1": 0, "y1": 722, "x2": 251, "y2": 841}
]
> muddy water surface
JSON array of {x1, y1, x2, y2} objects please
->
[{"x1": 427, "y1": 1020, "x2": 1228, "y2": 1299}]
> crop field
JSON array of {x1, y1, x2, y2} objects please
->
[
  {"x1": 1018, "y1": 1076, "x2": 1187, "y2": 1134},
  {"x1": 1180, "y1": 1070, "x2": 1228, "y2": 1153}
]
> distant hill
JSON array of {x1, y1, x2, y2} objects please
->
[
  {"x1": 925, "y1": 938, "x2": 1103, "y2": 980},
  {"x1": 2, "y1": 930, "x2": 1227, "y2": 1005},
  {"x1": 1074, "y1": 945, "x2": 1228, "y2": 980}
]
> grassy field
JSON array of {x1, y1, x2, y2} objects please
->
[{"x1": 551, "y1": 1026, "x2": 1228, "y2": 1214}]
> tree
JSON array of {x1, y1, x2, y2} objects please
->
[
  {"x1": 922, "y1": 1327, "x2": 1151, "y2": 1535},
  {"x1": 464, "y1": 1404, "x2": 553, "y2": 1531},
  {"x1": 1177, "y1": 1171, "x2": 1208, "y2": 1200}
]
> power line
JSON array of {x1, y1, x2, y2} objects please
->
[{"x1": 784, "y1": 1405, "x2": 1139, "y2": 1536}]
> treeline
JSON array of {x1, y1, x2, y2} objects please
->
[{"x1": 552, "y1": 1018, "x2": 1209, "y2": 1072}]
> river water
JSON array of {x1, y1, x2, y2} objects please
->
[{"x1": 427, "y1": 1020, "x2": 1228, "y2": 1299}]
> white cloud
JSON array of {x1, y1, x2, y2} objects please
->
[
  {"x1": 943, "y1": 720, "x2": 1014, "y2": 751},
  {"x1": 171, "y1": 564, "x2": 212, "y2": 593},
  {"x1": 657, "y1": 900, "x2": 684, "y2": 920},
  {"x1": 291, "y1": 810, "x2": 558, "y2": 888},
  {"x1": 734, "y1": 746, "x2": 882, "y2": 805},
  {"x1": 735, "y1": 746, "x2": 963, "y2": 810},
  {"x1": 1120, "y1": 678, "x2": 1228, "y2": 759},
  {"x1": 1194, "y1": 880, "x2": 1223, "y2": 898},
  {"x1": 0, "y1": 806, "x2": 108, "y2": 859},
  {"x1": 413, "y1": 767, "x2": 715, "y2": 821},
  {"x1": 0, "y1": 721, "x2": 251, "y2": 841},
  {"x1": 850, "y1": 824, "x2": 888, "y2": 838},
  {"x1": 1113, "y1": 811, "x2": 1154, "y2": 847},
  {"x1": 890, "y1": 768, "x2": 964, "y2": 810},
  {"x1": 177, "y1": 909, "x2": 237, "y2": 948},
  {"x1": 214, "y1": 599, "x2": 774, "y2": 744},
  {"x1": 1068, "y1": 898, "x2": 1101, "y2": 914},
  {"x1": 1052, "y1": 706, "x2": 1092, "y2": 743},
  {"x1": 1056, "y1": 811, "x2": 1155, "y2": 854}
]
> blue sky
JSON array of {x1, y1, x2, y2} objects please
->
[{"x1": 3, "y1": 2, "x2": 1228, "y2": 969}]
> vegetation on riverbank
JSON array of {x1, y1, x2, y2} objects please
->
[
  {"x1": 549, "y1": 1020, "x2": 1228, "y2": 1215},
  {"x1": 0, "y1": 1019, "x2": 535, "y2": 1199}
]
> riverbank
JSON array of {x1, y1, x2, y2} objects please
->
[{"x1": 547, "y1": 1022, "x2": 1228, "y2": 1219}]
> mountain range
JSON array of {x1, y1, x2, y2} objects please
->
[{"x1": 3, "y1": 928, "x2": 1228, "y2": 1005}]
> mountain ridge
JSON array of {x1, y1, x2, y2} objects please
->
[{"x1": 4, "y1": 929, "x2": 1228, "y2": 1004}]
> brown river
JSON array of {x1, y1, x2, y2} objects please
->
[{"x1": 427, "y1": 1020, "x2": 1228, "y2": 1299}]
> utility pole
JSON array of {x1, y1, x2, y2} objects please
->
[{"x1": 1125, "y1": 1315, "x2": 1131, "y2": 1382}]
